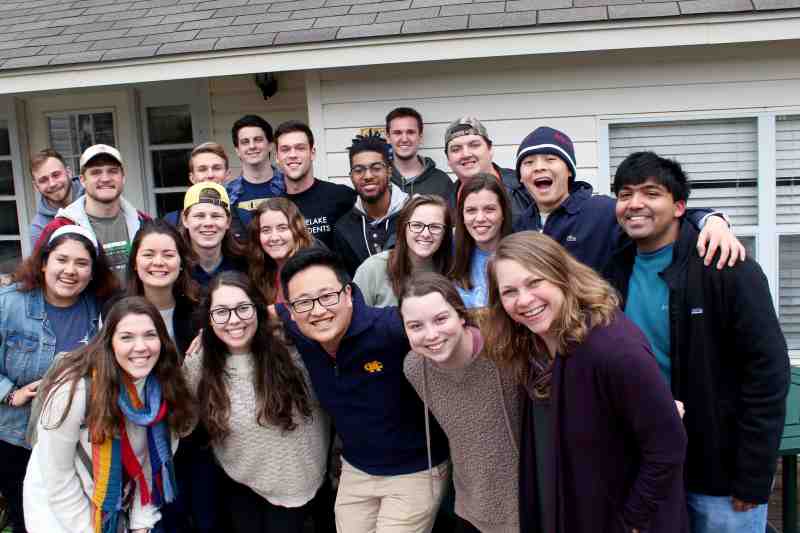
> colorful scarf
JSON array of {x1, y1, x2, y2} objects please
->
[{"x1": 91, "y1": 374, "x2": 177, "y2": 533}]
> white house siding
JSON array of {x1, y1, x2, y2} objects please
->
[
  {"x1": 209, "y1": 72, "x2": 308, "y2": 180},
  {"x1": 316, "y1": 41, "x2": 800, "y2": 189}
]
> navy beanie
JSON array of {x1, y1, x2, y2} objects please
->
[{"x1": 515, "y1": 126, "x2": 577, "y2": 183}]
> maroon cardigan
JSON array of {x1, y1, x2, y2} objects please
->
[{"x1": 520, "y1": 311, "x2": 689, "y2": 533}]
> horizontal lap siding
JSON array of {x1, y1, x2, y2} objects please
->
[{"x1": 209, "y1": 72, "x2": 308, "y2": 179}]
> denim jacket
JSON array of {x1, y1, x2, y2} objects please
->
[{"x1": 0, "y1": 284, "x2": 99, "y2": 447}]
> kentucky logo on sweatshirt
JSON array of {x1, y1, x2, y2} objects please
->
[{"x1": 364, "y1": 361, "x2": 384, "y2": 373}]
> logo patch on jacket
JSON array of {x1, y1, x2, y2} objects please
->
[
  {"x1": 364, "y1": 360, "x2": 384, "y2": 373},
  {"x1": 566, "y1": 235, "x2": 577, "y2": 242}
]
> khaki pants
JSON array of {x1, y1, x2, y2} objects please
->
[{"x1": 334, "y1": 459, "x2": 449, "y2": 533}]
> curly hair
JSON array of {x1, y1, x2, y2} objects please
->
[
  {"x1": 247, "y1": 198, "x2": 313, "y2": 304},
  {"x1": 483, "y1": 231, "x2": 620, "y2": 381},
  {"x1": 347, "y1": 132, "x2": 392, "y2": 167},
  {"x1": 14, "y1": 232, "x2": 118, "y2": 300},
  {"x1": 386, "y1": 195, "x2": 453, "y2": 298},
  {"x1": 197, "y1": 271, "x2": 312, "y2": 444},
  {"x1": 450, "y1": 174, "x2": 513, "y2": 290},
  {"x1": 126, "y1": 219, "x2": 201, "y2": 304},
  {"x1": 39, "y1": 296, "x2": 195, "y2": 442}
]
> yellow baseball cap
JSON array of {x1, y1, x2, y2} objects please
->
[{"x1": 183, "y1": 181, "x2": 230, "y2": 212}]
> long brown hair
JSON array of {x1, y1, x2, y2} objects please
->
[
  {"x1": 126, "y1": 219, "x2": 200, "y2": 304},
  {"x1": 14, "y1": 232, "x2": 118, "y2": 300},
  {"x1": 197, "y1": 271, "x2": 312, "y2": 443},
  {"x1": 450, "y1": 174, "x2": 513, "y2": 289},
  {"x1": 247, "y1": 198, "x2": 313, "y2": 304},
  {"x1": 483, "y1": 231, "x2": 620, "y2": 380},
  {"x1": 39, "y1": 296, "x2": 195, "y2": 442},
  {"x1": 387, "y1": 195, "x2": 453, "y2": 298}
]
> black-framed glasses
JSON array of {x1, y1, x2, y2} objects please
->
[
  {"x1": 209, "y1": 303, "x2": 257, "y2": 324},
  {"x1": 350, "y1": 162, "x2": 388, "y2": 179},
  {"x1": 289, "y1": 286, "x2": 347, "y2": 313},
  {"x1": 407, "y1": 221, "x2": 446, "y2": 236}
]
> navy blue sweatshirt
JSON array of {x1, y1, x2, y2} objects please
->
[{"x1": 276, "y1": 287, "x2": 449, "y2": 476}]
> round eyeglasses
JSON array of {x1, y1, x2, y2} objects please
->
[{"x1": 209, "y1": 303, "x2": 256, "y2": 324}]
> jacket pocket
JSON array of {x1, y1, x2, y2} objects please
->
[{"x1": 5, "y1": 332, "x2": 44, "y2": 383}]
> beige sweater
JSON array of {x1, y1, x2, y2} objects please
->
[
  {"x1": 183, "y1": 348, "x2": 330, "y2": 507},
  {"x1": 404, "y1": 352, "x2": 521, "y2": 533}
]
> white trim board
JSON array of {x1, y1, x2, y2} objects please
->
[{"x1": 2, "y1": 12, "x2": 800, "y2": 95}]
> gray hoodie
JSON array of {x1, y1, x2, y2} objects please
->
[{"x1": 30, "y1": 178, "x2": 84, "y2": 247}]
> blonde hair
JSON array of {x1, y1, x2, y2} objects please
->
[{"x1": 484, "y1": 231, "x2": 620, "y2": 380}]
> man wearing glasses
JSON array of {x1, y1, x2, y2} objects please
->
[
  {"x1": 29, "y1": 148, "x2": 84, "y2": 247},
  {"x1": 333, "y1": 133, "x2": 409, "y2": 276},
  {"x1": 275, "y1": 247, "x2": 449, "y2": 533}
]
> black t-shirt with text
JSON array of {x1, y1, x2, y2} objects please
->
[{"x1": 287, "y1": 179, "x2": 356, "y2": 249}]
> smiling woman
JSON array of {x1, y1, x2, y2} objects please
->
[
  {"x1": 23, "y1": 296, "x2": 194, "y2": 533},
  {"x1": 0, "y1": 226, "x2": 117, "y2": 533}
]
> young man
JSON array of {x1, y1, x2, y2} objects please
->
[
  {"x1": 512, "y1": 126, "x2": 744, "y2": 272},
  {"x1": 226, "y1": 114, "x2": 285, "y2": 227},
  {"x1": 181, "y1": 181, "x2": 245, "y2": 286},
  {"x1": 604, "y1": 151, "x2": 789, "y2": 533},
  {"x1": 275, "y1": 120, "x2": 356, "y2": 248},
  {"x1": 385, "y1": 107, "x2": 454, "y2": 199},
  {"x1": 37, "y1": 144, "x2": 149, "y2": 282},
  {"x1": 444, "y1": 116, "x2": 532, "y2": 221},
  {"x1": 29, "y1": 149, "x2": 84, "y2": 247},
  {"x1": 276, "y1": 247, "x2": 449, "y2": 533},
  {"x1": 333, "y1": 133, "x2": 408, "y2": 276}
]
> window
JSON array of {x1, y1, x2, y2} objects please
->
[
  {"x1": 47, "y1": 111, "x2": 115, "y2": 172},
  {"x1": 777, "y1": 115, "x2": 800, "y2": 225},
  {"x1": 609, "y1": 118, "x2": 759, "y2": 226},
  {"x1": 145, "y1": 105, "x2": 194, "y2": 217},
  {"x1": 780, "y1": 235, "x2": 800, "y2": 350},
  {"x1": 0, "y1": 120, "x2": 21, "y2": 274}
]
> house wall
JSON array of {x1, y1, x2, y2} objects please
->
[
  {"x1": 316, "y1": 41, "x2": 800, "y2": 187},
  {"x1": 209, "y1": 72, "x2": 308, "y2": 180}
]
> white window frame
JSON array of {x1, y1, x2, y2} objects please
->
[
  {"x1": 44, "y1": 108, "x2": 118, "y2": 174},
  {"x1": 138, "y1": 80, "x2": 211, "y2": 217},
  {"x1": 599, "y1": 107, "x2": 800, "y2": 361},
  {"x1": 0, "y1": 96, "x2": 32, "y2": 259}
]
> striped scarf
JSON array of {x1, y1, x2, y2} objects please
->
[{"x1": 91, "y1": 374, "x2": 177, "y2": 533}]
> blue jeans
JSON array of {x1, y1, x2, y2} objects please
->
[{"x1": 687, "y1": 492, "x2": 768, "y2": 533}]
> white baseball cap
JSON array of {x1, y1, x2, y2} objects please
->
[{"x1": 79, "y1": 144, "x2": 123, "y2": 171}]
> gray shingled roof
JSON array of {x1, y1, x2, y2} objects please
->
[{"x1": 0, "y1": 0, "x2": 797, "y2": 71}]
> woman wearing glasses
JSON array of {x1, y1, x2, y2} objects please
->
[
  {"x1": 184, "y1": 271, "x2": 330, "y2": 533},
  {"x1": 248, "y1": 198, "x2": 316, "y2": 305},
  {"x1": 451, "y1": 174, "x2": 514, "y2": 309},
  {"x1": 354, "y1": 195, "x2": 453, "y2": 307}
]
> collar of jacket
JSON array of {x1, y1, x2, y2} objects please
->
[
  {"x1": 338, "y1": 284, "x2": 377, "y2": 342},
  {"x1": 26, "y1": 287, "x2": 46, "y2": 320}
]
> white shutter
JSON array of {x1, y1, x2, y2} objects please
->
[
  {"x1": 609, "y1": 119, "x2": 758, "y2": 226},
  {"x1": 777, "y1": 115, "x2": 800, "y2": 225},
  {"x1": 780, "y1": 235, "x2": 800, "y2": 350}
]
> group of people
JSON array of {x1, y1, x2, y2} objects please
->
[{"x1": 0, "y1": 106, "x2": 790, "y2": 533}]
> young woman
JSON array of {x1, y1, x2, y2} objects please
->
[
  {"x1": 400, "y1": 271, "x2": 521, "y2": 533},
  {"x1": 355, "y1": 194, "x2": 454, "y2": 307},
  {"x1": 128, "y1": 219, "x2": 201, "y2": 355},
  {"x1": 184, "y1": 271, "x2": 330, "y2": 533},
  {"x1": 181, "y1": 181, "x2": 246, "y2": 287},
  {"x1": 451, "y1": 174, "x2": 513, "y2": 308},
  {"x1": 0, "y1": 225, "x2": 116, "y2": 533},
  {"x1": 484, "y1": 231, "x2": 689, "y2": 533},
  {"x1": 23, "y1": 296, "x2": 194, "y2": 533},
  {"x1": 248, "y1": 197, "x2": 314, "y2": 304}
]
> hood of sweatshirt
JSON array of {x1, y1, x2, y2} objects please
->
[
  {"x1": 354, "y1": 183, "x2": 409, "y2": 225},
  {"x1": 36, "y1": 178, "x2": 84, "y2": 218}
]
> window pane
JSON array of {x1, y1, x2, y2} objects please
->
[
  {"x1": 0, "y1": 241, "x2": 21, "y2": 275},
  {"x1": 0, "y1": 201, "x2": 19, "y2": 235},
  {"x1": 0, "y1": 161, "x2": 14, "y2": 195},
  {"x1": 780, "y1": 235, "x2": 800, "y2": 350},
  {"x1": 740, "y1": 235, "x2": 756, "y2": 261},
  {"x1": 155, "y1": 192, "x2": 186, "y2": 218},
  {"x1": 0, "y1": 121, "x2": 10, "y2": 156},
  {"x1": 48, "y1": 116, "x2": 78, "y2": 157},
  {"x1": 148, "y1": 105, "x2": 193, "y2": 145},
  {"x1": 93, "y1": 112, "x2": 115, "y2": 146},
  {"x1": 776, "y1": 115, "x2": 800, "y2": 224},
  {"x1": 152, "y1": 149, "x2": 191, "y2": 188}
]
